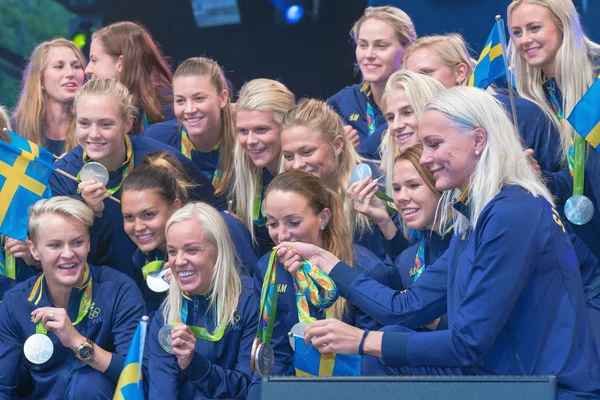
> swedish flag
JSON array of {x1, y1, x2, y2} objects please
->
[
  {"x1": 114, "y1": 317, "x2": 148, "y2": 400},
  {"x1": 0, "y1": 131, "x2": 55, "y2": 241},
  {"x1": 567, "y1": 74, "x2": 600, "y2": 150},
  {"x1": 293, "y1": 336, "x2": 361, "y2": 377},
  {"x1": 468, "y1": 22, "x2": 506, "y2": 89}
]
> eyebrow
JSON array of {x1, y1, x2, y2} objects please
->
[{"x1": 175, "y1": 92, "x2": 209, "y2": 98}]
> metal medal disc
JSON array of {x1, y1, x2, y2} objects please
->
[
  {"x1": 250, "y1": 337, "x2": 260, "y2": 371},
  {"x1": 23, "y1": 334, "x2": 54, "y2": 364},
  {"x1": 261, "y1": 199, "x2": 267, "y2": 218},
  {"x1": 288, "y1": 322, "x2": 310, "y2": 351},
  {"x1": 564, "y1": 195, "x2": 595, "y2": 226},
  {"x1": 255, "y1": 342, "x2": 275, "y2": 377},
  {"x1": 350, "y1": 163, "x2": 373, "y2": 185},
  {"x1": 158, "y1": 324, "x2": 175, "y2": 354},
  {"x1": 146, "y1": 270, "x2": 170, "y2": 293},
  {"x1": 79, "y1": 162, "x2": 110, "y2": 186}
]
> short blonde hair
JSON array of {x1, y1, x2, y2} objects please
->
[
  {"x1": 73, "y1": 78, "x2": 138, "y2": 123},
  {"x1": 351, "y1": 6, "x2": 417, "y2": 47},
  {"x1": 28, "y1": 197, "x2": 94, "y2": 242},
  {"x1": 163, "y1": 202, "x2": 242, "y2": 333}
]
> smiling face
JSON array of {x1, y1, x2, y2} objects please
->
[
  {"x1": 418, "y1": 109, "x2": 480, "y2": 192},
  {"x1": 173, "y1": 75, "x2": 226, "y2": 143},
  {"x1": 42, "y1": 46, "x2": 85, "y2": 104},
  {"x1": 510, "y1": 2, "x2": 563, "y2": 77},
  {"x1": 265, "y1": 190, "x2": 329, "y2": 247},
  {"x1": 166, "y1": 218, "x2": 217, "y2": 296},
  {"x1": 236, "y1": 110, "x2": 281, "y2": 173},
  {"x1": 122, "y1": 189, "x2": 181, "y2": 253},
  {"x1": 392, "y1": 159, "x2": 440, "y2": 230},
  {"x1": 281, "y1": 125, "x2": 343, "y2": 186},
  {"x1": 75, "y1": 94, "x2": 132, "y2": 171},
  {"x1": 384, "y1": 87, "x2": 420, "y2": 152},
  {"x1": 405, "y1": 46, "x2": 464, "y2": 88},
  {"x1": 30, "y1": 213, "x2": 90, "y2": 290},
  {"x1": 355, "y1": 18, "x2": 405, "y2": 86},
  {"x1": 85, "y1": 37, "x2": 122, "y2": 79}
]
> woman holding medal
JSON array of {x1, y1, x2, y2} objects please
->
[
  {"x1": 231, "y1": 78, "x2": 296, "y2": 257},
  {"x1": 85, "y1": 21, "x2": 174, "y2": 134},
  {"x1": 254, "y1": 170, "x2": 390, "y2": 378},
  {"x1": 275, "y1": 87, "x2": 600, "y2": 397},
  {"x1": 146, "y1": 202, "x2": 258, "y2": 399},
  {"x1": 143, "y1": 57, "x2": 236, "y2": 207},
  {"x1": 49, "y1": 78, "x2": 216, "y2": 282},
  {"x1": 121, "y1": 151, "x2": 258, "y2": 316},
  {"x1": 328, "y1": 6, "x2": 416, "y2": 149},
  {"x1": 0, "y1": 196, "x2": 144, "y2": 399},
  {"x1": 281, "y1": 98, "x2": 407, "y2": 262},
  {"x1": 508, "y1": 0, "x2": 600, "y2": 259}
]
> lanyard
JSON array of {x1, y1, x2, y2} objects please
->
[
  {"x1": 409, "y1": 221, "x2": 454, "y2": 282},
  {"x1": 253, "y1": 171, "x2": 266, "y2": 227},
  {"x1": 360, "y1": 83, "x2": 377, "y2": 136},
  {"x1": 293, "y1": 260, "x2": 338, "y2": 324},
  {"x1": 178, "y1": 296, "x2": 226, "y2": 341},
  {"x1": 140, "y1": 112, "x2": 149, "y2": 133},
  {"x1": 256, "y1": 251, "x2": 278, "y2": 343},
  {"x1": 180, "y1": 127, "x2": 221, "y2": 188},
  {"x1": 29, "y1": 265, "x2": 93, "y2": 334},
  {"x1": 78, "y1": 135, "x2": 134, "y2": 195}
]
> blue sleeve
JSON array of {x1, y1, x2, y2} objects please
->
[
  {"x1": 329, "y1": 249, "x2": 448, "y2": 328},
  {"x1": 142, "y1": 121, "x2": 180, "y2": 149},
  {"x1": 223, "y1": 213, "x2": 259, "y2": 277},
  {"x1": 358, "y1": 123, "x2": 387, "y2": 160},
  {"x1": 147, "y1": 313, "x2": 180, "y2": 399},
  {"x1": 380, "y1": 217, "x2": 409, "y2": 259},
  {"x1": 353, "y1": 249, "x2": 393, "y2": 330},
  {"x1": 327, "y1": 90, "x2": 349, "y2": 124},
  {"x1": 104, "y1": 276, "x2": 145, "y2": 383},
  {"x1": 566, "y1": 221, "x2": 600, "y2": 302},
  {"x1": 381, "y1": 199, "x2": 547, "y2": 368},
  {"x1": 181, "y1": 290, "x2": 257, "y2": 398},
  {"x1": 542, "y1": 167, "x2": 572, "y2": 204},
  {"x1": 0, "y1": 293, "x2": 23, "y2": 397}
]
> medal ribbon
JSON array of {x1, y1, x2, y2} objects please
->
[
  {"x1": 176, "y1": 294, "x2": 226, "y2": 341},
  {"x1": 140, "y1": 111, "x2": 149, "y2": 133},
  {"x1": 255, "y1": 251, "x2": 278, "y2": 343},
  {"x1": 180, "y1": 127, "x2": 221, "y2": 188},
  {"x1": 78, "y1": 135, "x2": 134, "y2": 195},
  {"x1": 360, "y1": 83, "x2": 376, "y2": 136},
  {"x1": 292, "y1": 260, "x2": 338, "y2": 324},
  {"x1": 408, "y1": 220, "x2": 455, "y2": 282},
  {"x1": 253, "y1": 171, "x2": 266, "y2": 227},
  {"x1": 141, "y1": 260, "x2": 165, "y2": 280},
  {"x1": 28, "y1": 265, "x2": 93, "y2": 334},
  {"x1": 1, "y1": 236, "x2": 16, "y2": 279}
]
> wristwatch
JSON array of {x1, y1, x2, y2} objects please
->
[{"x1": 74, "y1": 338, "x2": 95, "y2": 361}]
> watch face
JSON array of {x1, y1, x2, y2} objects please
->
[{"x1": 79, "y1": 346, "x2": 93, "y2": 360}]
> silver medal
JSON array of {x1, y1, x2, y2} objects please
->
[
  {"x1": 158, "y1": 324, "x2": 174, "y2": 354},
  {"x1": 565, "y1": 195, "x2": 594, "y2": 226},
  {"x1": 79, "y1": 162, "x2": 110, "y2": 186},
  {"x1": 288, "y1": 322, "x2": 310, "y2": 351},
  {"x1": 23, "y1": 334, "x2": 54, "y2": 364},
  {"x1": 350, "y1": 163, "x2": 372, "y2": 185},
  {"x1": 254, "y1": 342, "x2": 275, "y2": 377},
  {"x1": 146, "y1": 270, "x2": 170, "y2": 293}
]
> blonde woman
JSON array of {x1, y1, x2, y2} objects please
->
[
  {"x1": 231, "y1": 78, "x2": 295, "y2": 256},
  {"x1": 281, "y1": 98, "x2": 406, "y2": 261},
  {"x1": 147, "y1": 202, "x2": 257, "y2": 399},
  {"x1": 275, "y1": 87, "x2": 600, "y2": 396},
  {"x1": 508, "y1": 0, "x2": 600, "y2": 260},
  {"x1": 329, "y1": 6, "x2": 416, "y2": 148},
  {"x1": 12, "y1": 38, "x2": 86, "y2": 156},
  {"x1": 0, "y1": 197, "x2": 144, "y2": 399}
]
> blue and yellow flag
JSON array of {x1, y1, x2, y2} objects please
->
[
  {"x1": 114, "y1": 317, "x2": 148, "y2": 400},
  {"x1": 293, "y1": 336, "x2": 361, "y2": 377},
  {"x1": 468, "y1": 22, "x2": 506, "y2": 89},
  {"x1": 0, "y1": 131, "x2": 55, "y2": 241},
  {"x1": 567, "y1": 74, "x2": 600, "y2": 150}
]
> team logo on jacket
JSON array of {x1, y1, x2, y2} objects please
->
[
  {"x1": 231, "y1": 314, "x2": 242, "y2": 331},
  {"x1": 349, "y1": 113, "x2": 360, "y2": 122},
  {"x1": 87, "y1": 302, "x2": 103, "y2": 326},
  {"x1": 277, "y1": 284, "x2": 287, "y2": 293}
]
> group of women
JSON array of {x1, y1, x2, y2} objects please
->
[{"x1": 0, "y1": 0, "x2": 599, "y2": 399}]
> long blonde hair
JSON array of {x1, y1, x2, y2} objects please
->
[
  {"x1": 380, "y1": 71, "x2": 445, "y2": 196},
  {"x1": 425, "y1": 87, "x2": 554, "y2": 234},
  {"x1": 14, "y1": 38, "x2": 86, "y2": 152},
  {"x1": 507, "y1": 0, "x2": 600, "y2": 161},
  {"x1": 231, "y1": 79, "x2": 295, "y2": 242},
  {"x1": 281, "y1": 98, "x2": 370, "y2": 239},
  {"x1": 173, "y1": 57, "x2": 235, "y2": 197},
  {"x1": 163, "y1": 202, "x2": 242, "y2": 332}
]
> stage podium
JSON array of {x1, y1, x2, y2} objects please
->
[{"x1": 260, "y1": 376, "x2": 557, "y2": 400}]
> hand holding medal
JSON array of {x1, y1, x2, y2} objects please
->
[
  {"x1": 170, "y1": 324, "x2": 197, "y2": 370},
  {"x1": 350, "y1": 163, "x2": 396, "y2": 214}
]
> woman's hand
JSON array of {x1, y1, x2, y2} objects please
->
[
  {"x1": 344, "y1": 125, "x2": 360, "y2": 149},
  {"x1": 348, "y1": 177, "x2": 389, "y2": 224},
  {"x1": 274, "y1": 242, "x2": 341, "y2": 275},
  {"x1": 524, "y1": 149, "x2": 542, "y2": 177},
  {"x1": 31, "y1": 307, "x2": 85, "y2": 351},
  {"x1": 304, "y1": 318, "x2": 363, "y2": 355},
  {"x1": 5, "y1": 237, "x2": 39, "y2": 267},
  {"x1": 171, "y1": 324, "x2": 197, "y2": 370},
  {"x1": 78, "y1": 180, "x2": 110, "y2": 217}
]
